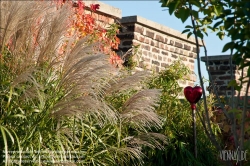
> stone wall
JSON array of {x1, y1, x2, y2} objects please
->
[
  {"x1": 80, "y1": 1, "x2": 250, "y2": 96},
  {"x1": 81, "y1": 1, "x2": 202, "y2": 87},
  {"x1": 201, "y1": 55, "x2": 250, "y2": 96},
  {"x1": 117, "y1": 16, "x2": 202, "y2": 87}
]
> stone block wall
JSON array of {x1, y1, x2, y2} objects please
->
[
  {"x1": 201, "y1": 55, "x2": 250, "y2": 96},
  {"x1": 118, "y1": 16, "x2": 202, "y2": 87},
  {"x1": 80, "y1": 1, "x2": 203, "y2": 87},
  {"x1": 86, "y1": 1, "x2": 249, "y2": 96}
]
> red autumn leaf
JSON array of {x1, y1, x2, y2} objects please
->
[
  {"x1": 77, "y1": 0, "x2": 84, "y2": 15},
  {"x1": 109, "y1": 52, "x2": 124, "y2": 67},
  {"x1": 90, "y1": 4, "x2": 100, "y2": 12},
  {"x1": 55, "y1": 1, "x2": 121, "y2": 67}
]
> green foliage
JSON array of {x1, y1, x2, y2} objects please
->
[
  {"x1": 161, "y1": 0, "x2": 250, "y2": 69},
  {"x1": 105, "y1": 60, "x2": 221, "y2": 165},
  {"x1": 105, "y1": 90, "x2": 136, "y2": 112},
  {"x1": 160, "y1": 1, "x2": 250, "y2": 165},
  {"x1": 142, "y1": 61, "x2": 220, "y2": 165},
  {"x1": 0, "y1": 1, "x2": 164, "y2": 165},
  {"x1": 122, "y1": 44, "x2": 141, "y2": 71}
]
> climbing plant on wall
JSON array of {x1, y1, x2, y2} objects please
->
[{"x1": 0, "y1": 1, "x2": 165, "y2": 165}]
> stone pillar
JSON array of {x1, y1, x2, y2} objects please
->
[{"x1": 201, "y1": 55, "x2": 250, "y2": 96}]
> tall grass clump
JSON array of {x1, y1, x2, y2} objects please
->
[{"x1": 0, "y1": 1, "x2": 165, "y2": 165}]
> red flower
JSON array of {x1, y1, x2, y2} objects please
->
[{"x1": 90, "y1": 4, "x2": 100, "y2": 12}]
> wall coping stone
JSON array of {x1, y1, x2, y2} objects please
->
[
  {"x1": 201, "y1": 55, "x2": 250, "y2": 63},
  {"x1": 121, "y1": 15, "x2": 203, "y2": 46},
  {"x1": 201, "y1": 55, "x2": 231, "y2": 62},
  {"x1": 84, "y1": 1, "x2": 122, "y2": 19}
]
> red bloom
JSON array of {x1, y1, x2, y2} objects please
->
[{"x1": 90, "y1": 4, "x2": 100, "y2": 12}]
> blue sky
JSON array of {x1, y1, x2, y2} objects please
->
[{"x1": 102, "y1": 1, "x2": 231, "y2": 87}]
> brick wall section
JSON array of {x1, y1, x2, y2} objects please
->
[
  {"x1": 82, "y1": 2, "x2": 204, "y2": 88},
  {"x1": 201, "y1": 55, "x2": 250, "y2": 96},
  {"x1": 118, "y1": 16, "x2": 202, "y2": 87}
]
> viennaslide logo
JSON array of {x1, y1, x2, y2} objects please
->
[{"x1": 219, "y1": 147, "x2": 248, "y2": 165}]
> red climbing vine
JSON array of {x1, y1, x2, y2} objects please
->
[{"x1": 57, "y1": 0, "x2": 123, "y2": 67}]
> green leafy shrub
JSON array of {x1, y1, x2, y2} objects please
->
[
  {"x1": 0, "y1": 1, "x2": 164, "y2": 166},
  {"x1": 142, "y1": 61, "x2": 220, "y2": 166}
]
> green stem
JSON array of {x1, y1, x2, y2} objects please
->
[
  {"x1": 239, "y1": 79, "x2": 250, "y2": 166},
  {"x1": 187, "y1": 4, "x2": 233, "y2": 166},
  {"x1": 201, "y1": 39, "x2": 231, "y2": 120}
]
